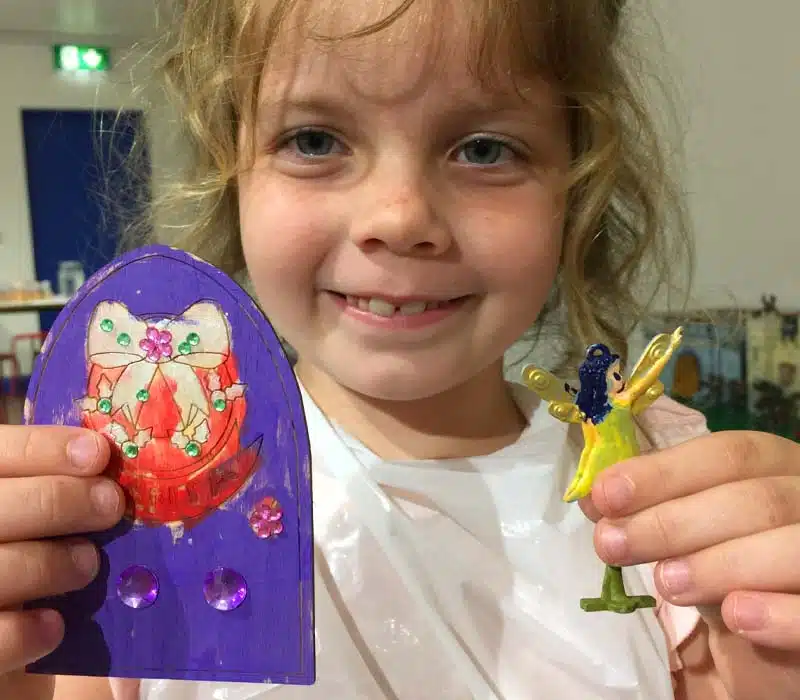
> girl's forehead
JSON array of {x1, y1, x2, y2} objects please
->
[{"x1": 258, "y1": 0, "x2": 546, "y2": 105}]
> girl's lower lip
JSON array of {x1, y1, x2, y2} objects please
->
[{"x1": 326, "y1": 293, "x2": 470, "y2": 330}]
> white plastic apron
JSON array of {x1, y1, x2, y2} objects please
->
[{"x1": 139, "y1": 383, "x2": 675, "y2": 699}]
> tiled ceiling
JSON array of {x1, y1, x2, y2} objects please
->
[{"x1": 0, "y1": 0, "x2": 163, "y2": 43}]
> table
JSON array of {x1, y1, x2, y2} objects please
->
[{"x1": 0, "y1": 296, "x2": 71, "y2": 313}]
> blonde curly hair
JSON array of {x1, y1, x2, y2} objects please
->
[{"x1": 131, "y1": 0, "x2": 692, "y2": 367}]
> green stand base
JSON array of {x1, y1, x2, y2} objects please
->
[
  {"x1": 580, "y1": 564, "x2": 657, "y2": 614},
  {"x1": 580, "y1": 594, "x2": 656, "y2": 614}
]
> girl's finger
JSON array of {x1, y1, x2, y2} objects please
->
[
  {"x1": 591, "y1": 431, "x2": 798, "y2": 517},
  {"x1": 578, "y1": 495, "x2": 602, "y2": 523},
  {"x1": 652, "y1": 524, "x2": 800, "y2": 607},
  {"x1": 0, "y1": 608, "x2": 64, "y2": 674},
  {"x1": 593, "y1": 476, "x2": 800, "y2": 566},
  {"x1": 722, "y1": 591, "x2": 800, "y2": 651},
  {"x1": 0, "y1": 540, "x2": 99, "y2": 609},
  {"x1": 0, "y1": 476, "x2": 123, "y2": 544},
  {"x1": 0, "y1": 426, "x2": 109, "y2": 477}
]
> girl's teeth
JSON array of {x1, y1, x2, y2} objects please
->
[
  {"x1": 345, "y1": 296, "x2": 445, "y2": 316},
  {"x1": 367, "y1": 298, "x2": 397, "y2": 317},
  {"x1": 398, "y1": 301, "x2": 428, "y2": 315}
]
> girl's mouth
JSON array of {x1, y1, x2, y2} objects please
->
[
  {"x1": 341, "y1": 294, "x2": 466, "y2": 317},
  {"x1": 325, "y1": 292, "x2": 473, "y2": 330}
]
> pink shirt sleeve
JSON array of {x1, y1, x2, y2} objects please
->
[{"x1": 654, "y1": 588, "x2": 704, "y2": 673}]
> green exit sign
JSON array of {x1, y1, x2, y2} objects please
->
[{"x1": 53, "y1": 45, "x2": 111, "y2": 72}]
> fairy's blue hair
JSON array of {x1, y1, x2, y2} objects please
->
[{"x1": 575, "y1": 343, "x2": 620, "y2": 423}]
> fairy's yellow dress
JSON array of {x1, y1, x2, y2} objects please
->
[{"x1": 566, "y1": 397, "x2": 639, "y2": 503}]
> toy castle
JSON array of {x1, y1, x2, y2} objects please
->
[
  {"x1": 745, "y1": 295, "x2": 800, "y2": 434},
  {"x1": 630, "y1": 295, "x2": 799, "y2": 439}
]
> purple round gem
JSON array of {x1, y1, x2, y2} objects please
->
[
  {"x1": 117, "y1": 565, "x2": 159, "y2": 609},
  {"x1": 203, "y1": 567, "x2": 248, "y2": 611}
]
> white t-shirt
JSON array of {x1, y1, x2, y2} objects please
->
[{"x1": 134, "y1": 382, "x2": 705, "y2": 700}]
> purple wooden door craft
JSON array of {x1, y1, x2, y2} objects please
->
[{"x1": 24, "y1": 245, "x2": 315, "y2": 685}]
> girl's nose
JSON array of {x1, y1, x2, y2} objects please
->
[{"x1": 348, "y1": 165, "x2": 453, "y2": 257}]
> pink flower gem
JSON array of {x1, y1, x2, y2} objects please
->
[
  {"x1": 139, "y1": 327, "x2": 173, "y2": 363},
  {"x1": 248, "y1": 496, "x2": 284, "y2": 539}
]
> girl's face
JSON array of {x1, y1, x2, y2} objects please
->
[{"x1": 238, "y1": 0, "x2": 571, "y2": 402}]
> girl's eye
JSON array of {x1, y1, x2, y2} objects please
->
[
  {"x1": 284, "y1": 130, "x2": 341, "y2": 158},
  {"x1": 613, "y1": 372, "x2": 622, "y2": 381},
  {"x1": 455, "y1": 137, "x2": 516, "y2": 166}
]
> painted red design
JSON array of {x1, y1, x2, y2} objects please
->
[{"x1": 79, "y1": 301, "x2": 259, "y2": 526}]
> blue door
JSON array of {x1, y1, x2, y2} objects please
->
[{"x1": 21, "y1": 109, "x2": 150, "y2": 331}]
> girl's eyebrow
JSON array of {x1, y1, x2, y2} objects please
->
[
  {"x1": 257, "y1": 93, "x2": 355, "y2": 122},
  {"x1": 443, "y1": 96, "x2": 554, "y2": 122},
  {"x1": 257, "y1": 88, "x2": 554, "y2": 123}
]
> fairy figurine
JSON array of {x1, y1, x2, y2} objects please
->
[{"x1": 522, "y1": 327, "x2": 684, "y2": 613}]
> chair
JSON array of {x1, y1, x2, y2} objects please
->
[
  {"x1": 0, "y1": 352, "x2": 19, "y2": 423},
  {"x1": 0, "y1": 332, "x2": 48, "y2": 424},
  {"x1": 11, "y1": 331, "x2": 48, "y2": 395}
]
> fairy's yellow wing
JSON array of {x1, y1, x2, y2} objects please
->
[
  {"x1": 521, "y1": 364, "x2": 585, "y2": 424},
  {"x1": 627, "y1": 332, "x2": 674, "y2": 388},
  {"x1": 631, "y1": 380, "x2": 664, "y2": 415},
  {"x1": 548, "y1": 401, "x2": 585, "y2": 424},
  {"x1": 621, "y1": 326, "x2": 683, "y2": 405},
  {"x1": 522, "y1": 364, "x2": 573, "y2": 402}
]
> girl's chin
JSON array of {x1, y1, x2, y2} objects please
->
[
  {"x1": 300, "y1": 366, "x2": 449, "y2": 402},
  {"x1": 296, "y1": 353, "x2": 503, "y2": 404}
]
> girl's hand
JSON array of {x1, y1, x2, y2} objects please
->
[
  {"x1": 584, "y1": 430, "x2": 800, "y2": 697},
  {"x1": 0, "y1": 425, "x2": 124, "y2": 674}
]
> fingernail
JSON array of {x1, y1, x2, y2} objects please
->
[
  {"x1": 67, "y1": 434, "x2": 99, "y2": 471},
  {"x1": 599, "y1": 525, "x2": 628, "y2": 561},
  {"x1": 69, "y1": 540, "x2": 99, "y2": 579},
  {"x1": 602, "y1": 474, "x2": 635, "y2": 511},
  {"x1": 91, "y1": 480, "x2": 120, "y2": 516},
  {"x1": 660, "y1": 560, "x2": 691, "y2": 595},
  {"x1": 733, "y1": 594, "x2": 767, "y2": 632},
  {"x1": 33, "y1": 608, "x2": 64, "y2": 649}
]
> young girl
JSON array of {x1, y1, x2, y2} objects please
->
[{"x1": 1, "y1": 0, "x2": 799, "y2": 698}]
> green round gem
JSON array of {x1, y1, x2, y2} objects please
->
[
  {"x1": 136, "y1": 389, "x2": 150, "y2": 402},
  {"x1": 97, "y1": 398, "x2": 112, "y2": 414},
  {"x1": 123, "y1": 443, "x2": 139, "y2": 458},
  {"x1": 178, "y1": 341, "x2": 192, "y2": 355},
  {"x1": 213, "y1": 398, "x2": 226, "y2": 412},
  {"x1": 187, "y1": 332, "x2": 200, "y2": 346},
  {"x1": 117, "y1": 332, "x2": 131, "y2": 347},
  {"x1": 100, "y1": 318, "x2": 114, "y2": 332},
  {"x1": 185, "y1": 441, "x2": 201, "y2": 458}
]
